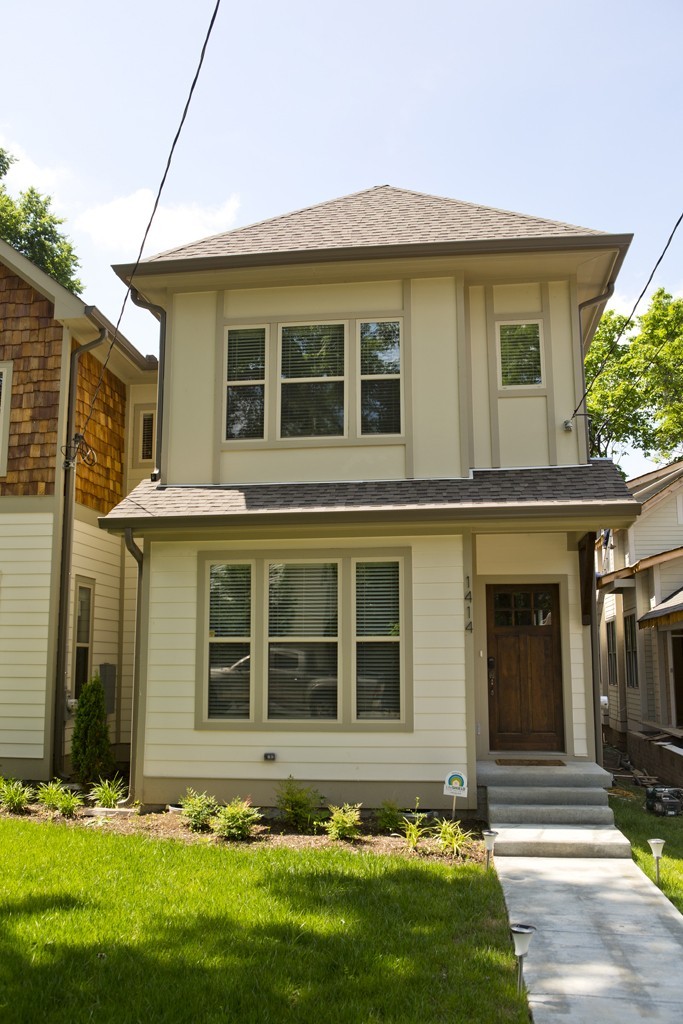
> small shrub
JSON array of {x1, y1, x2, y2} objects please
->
[
  {"x1": 70, "y1": 675, "x2": 115, "y2": 785},
  {"x1": 324, "y1": 802, "x2": 362, "y2": 840},
  {"x1": 211, "y1": 798, "x2": 262, "y2": 840},
  {"x1": 0, "y1": 778, "x2": 34, "y2": 813},
  {"x1": 398, "y1": 816, "x2": 430, "y2": 851},
  {"x1": 36, "y1": 779, "x2": 68, "y2": 812},
  {"x1": 376, "y1": 800, "x2": 402, "y2": 833},
  {"x1": 275, "y1": 776, "x2": 324, "y2": 832},
  {"x1": 179, "y1": 788, "x2": 218, "y2": 832},
  {"x1": 90, "y1": 775, "x2": 127, "y2": 808},
  {"x1": 430, "y1": 817, "x2": 473, "y2": 857},
  {"x1": 55, "y1": 789, "x2": 83, "y2": 818}
]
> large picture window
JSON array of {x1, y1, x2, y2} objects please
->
[{"x1": 202, "y1": 553, "x2": 407, "y2": 728}]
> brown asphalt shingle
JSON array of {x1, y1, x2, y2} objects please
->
[
  {"x1": 101, "y1": 461, "x2": 637, "y2": 530},
  {"x1": 147, "y1": 185, "x2": 607, "y2": 263}
]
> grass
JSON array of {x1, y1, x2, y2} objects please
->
[
  {"x1": 0, "y1": 817, "x2": 528, "y2": 1024},
  {"x1": 609, "y1": 783, "x2": 683, "y2": 913}
]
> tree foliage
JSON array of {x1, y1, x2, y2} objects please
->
[
  {"x1": 0, "y1": 146, "x2": 82, "y2": 293},
  {"x1": 585, "y1": 289, "x2": 683, "y2": 463}
]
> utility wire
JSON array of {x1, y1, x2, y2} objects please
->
[
  {"x1": 570, "y1": 208, "x2": 683, "y2": 422},
  {"x1": 77, "y1": 0, "x2": 222, "y2": 446}
]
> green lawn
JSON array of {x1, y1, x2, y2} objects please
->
[
  {"x1": 0, "y1": 817, "x2": 528, "y2": 1024},
  {"x1": 609, "y1": 784, "x2": 683, "y2": 913}
]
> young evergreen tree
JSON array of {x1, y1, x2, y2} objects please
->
[{"x1": 71, "y1": 675, "x2": 115, "y2": 784}]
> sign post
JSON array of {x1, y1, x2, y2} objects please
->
[{"x1": 443, "y1": 771, "x2": 468, "y2": 820}]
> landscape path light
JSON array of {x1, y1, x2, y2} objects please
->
[
  {"x1": 647, "y1": 838, "x2": 665, "y2": 886},
  {"x1": 482, "y1": 829, "x2": 498, "y2": 870},
  {"x1": 510, "y1": 923, "x2": 536, "y2": 994}
]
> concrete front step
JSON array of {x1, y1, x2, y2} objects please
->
[
  {"x1": 487, "y1": 785, "x2": 609, "y2": 806},
  {"x1": 489, "y1": 802, "x2": 615, "y2": 826},
  {"x1": 477, "y1": 761, "x2": 614, "y2": 790},
  {"x1": 492, "y1": 824, "x2": 632, "y2": 858}
]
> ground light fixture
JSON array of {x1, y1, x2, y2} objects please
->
[
  {"x1": 482, "y1": 829, "x2": 498, "y2": 869},
  {"x1": 510, "y1": 924, "x2": 536, "y2": 994},
  {"x1": 647, "y1": 838, "x2": 665, "y2": 885}
]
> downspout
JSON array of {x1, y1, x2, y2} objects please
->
[
  {"x1": 576, "y1": 283, "x2": 615, "y2": 769},
  {"x1": 124, "y1": 528, "x2": 144, "y2": 802},
  {"x1": 52, "y1": 320, "x2": 108, "y2": 776},
  {"x1": 130, "y1": 288, "x2": 166, "y2": 483}
]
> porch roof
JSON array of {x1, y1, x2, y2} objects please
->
[
  {"x1": 101, "y1": 460, "x2": 638, "y2": 533},
  {"x1": 639, "y1": 588, "x2": 683, "y2": 630}
]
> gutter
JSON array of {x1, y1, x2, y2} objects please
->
[
  {"x1": 130, "y1": 288, "x2": 166, "y2": 482},
  {"x1": 124, "y1": 529, "x2": 144, "y2": 802},
  {"x1": 52, "y1": 318, "x2": 108, "y2": 776}
]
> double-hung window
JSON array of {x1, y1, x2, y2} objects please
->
[
  {"x1": 202, "y1": 553, "x2": 405, "y2": 727},
  {"x1": 624, "y1": 614, "x2": 639, "y2": 688},
  {"x1": 223, "y1": 319, "x2": 402, "y2": 442},
  {"x1": 606, "y1": 619, "x2": 617, "y2": 686},
  {"x1": 497, "y1": 321, "x2": 544, "y2": 388}
]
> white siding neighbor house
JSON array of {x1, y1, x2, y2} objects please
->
[{"x1": 102, "y1": 186, "x2": 639, "y2": 809}]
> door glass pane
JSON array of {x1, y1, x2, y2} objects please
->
[
  {"x1": 513, "y1": 592, "x2": 531, "y2": 609},
  {"x1": 533, "y1": 591, "x2": 553, "y2": 626},
  {"x1": 494, "y1": 610, "x2": 513, "y2": 627},
  {"x1": 515, "y1": 610, "x2": 532, "y2": 626},
  {"x1": 494, "y1": 593, "x2": 511, "y2": 610}
]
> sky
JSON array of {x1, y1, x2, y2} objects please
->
[{"x1": 3, "y1": 0, "x2": 682, "y2": 477}]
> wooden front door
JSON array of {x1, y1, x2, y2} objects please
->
[{"x1": 486, "y1": 584, "x2": 564, "y2": 751}]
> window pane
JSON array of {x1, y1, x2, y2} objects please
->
[
  {"x1": 269, "y1": 563, "x2": 338, "y2": 636},
  {"x1": 76, "y1": 586, "x2": 91, "y2": 644},
  {"x1": 494, "y1": 592, "x2": 511, "y2": 609},
  {"x1": 361, "y1": 380, "x2": 401, "y2": 434},
  {"x1": 281, "y1": 381, "x2": 344, "y2": 436},
  {"x1": 356, "y1": 562, "x2": 399, "y2": 636},
  {"x1": 75, "y1": 647, "x2": 89, "y2": 698},
  {"x1": 208, "y1": 642, "x2": 250, "y2": 718},
  {"x1": 513, "y1": 592, "x2": 531, "y2": 609},
  {"x1": 226, "y1": 384, "x2": 264, "y2": 439},
  {"x1": 499, "y1": 323, "x2": 542, "y2": 386},
  {"x1": 360, "y1": 321, "x2": 400, "y2": 374},
  {"x1": 268, "y1": 641, "x2": 338, "y2": 719},
  {"x1": 533, "y1": 591, "x2": 552, "y2": 626},
  {"x1": 141, "y1": 412, "x2": 154, "y2": 461},
  {"x1": 281, "y1": 324, "x2": 344, "y2": 378},
  {"x1": 210, "y1": 564, "x2": 251, "y2": 637},
  {"x1": 356, "y1": 642, "x2": 400, "y2": 719},
  {"x1": 227, "y1": 328, "x2": 265, "y2": 381}
]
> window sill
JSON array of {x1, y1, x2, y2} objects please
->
[
  {"x1": 220, "y1": 436, "x2": 405, "y2": 451},
  {"x1": 195, "y1": 718, "x2": 412, "y2": 733}
]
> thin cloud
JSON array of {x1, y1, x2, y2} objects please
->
[
  {"x1": 75, "y1": 188, "x2": 240, "y2": 258},
  {"x1": 0, "y1": 135, "x2": 72, "y2": 206}
]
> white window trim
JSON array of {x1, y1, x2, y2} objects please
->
[
  {"x1": 356, "y1": 318, "x2": 403, "y2": 438},
  {"x1": 495, "y1": 319, "x2": 545, "y2": 390},
  {"x1": 277, "y1": 321, "x2": 348, "y2": 442},
  {"x1": 196, "y1": 548, "x2": 412, "y2": 731},
  {"x1": 223, "y1": 323, "x2": 269, "y2": 442},
  {"x1": 0, "y1": 360, "x2": 13, "y2": 477}
]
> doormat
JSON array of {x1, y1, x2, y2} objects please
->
[{"x1": 495, "y1": 759, "x2": 565, "y2": 766}]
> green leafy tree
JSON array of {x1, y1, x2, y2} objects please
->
[
  {"x1": 585, "y1": 290, "x2": 683, "y2": 463},
  {"x1": 70, "y1": 675, "x2": 115, "y2": 785},
  {"x1": 0, "y1": 146, "x2": 82, "y2": 293}
]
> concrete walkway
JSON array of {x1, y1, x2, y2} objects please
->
[{"x1": 496, "y1": 857, "x2": 683, "y2": 1023}]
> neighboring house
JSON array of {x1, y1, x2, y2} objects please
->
[
  {"x1": 102, "y1": 185, "x2": 639, "y2": 810},
  {"x1": 598, "y1": 461, "x2": 683, "y2": 782},
  {"x1": 0, "y1": 239, "x2": 157, "y2": 781}
]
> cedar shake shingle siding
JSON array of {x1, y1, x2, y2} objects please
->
[
  {"x1": 0, "y1": 262, "x2": 62, "y2": 496},
  {"x1": 75, "y1": 349, "x2": 126, "y2": 513}
]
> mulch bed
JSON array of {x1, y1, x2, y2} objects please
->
[{"x1": 6, "y1": 805, "x2": 487, "y2": 863}]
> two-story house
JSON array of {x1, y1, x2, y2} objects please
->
[
  {"x1": 598, "y1": 460, "x2": 683, "y2": 785},
  {"x1": 103, "y1": 186, "x2": 638, "y2": 810},
  {"x1": 0, "y1": 239, "x2": 157, "y2": 781}
]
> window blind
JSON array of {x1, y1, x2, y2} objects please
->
[{"x1": 499, "y1": 323, "x2": 542, "y2": 387}]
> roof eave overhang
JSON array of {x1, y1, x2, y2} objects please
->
[
  {"x1": 113, "y1": 233, "x2": 633, "y2": 285},
  {"x1": 100, "y1": 499, "x2": 639, "y2": 536}
]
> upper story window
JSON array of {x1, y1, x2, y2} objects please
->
[
  {"x1": 223, "y1": 319, "x2": 402, "y2": 443},
  {"x1": 0, "y1": 361, "x2": 12, "y2": 477},
  {"x1": 497, "y1": 321, "x2": 544, "y2": 388},
  {"x1": 132, "y1": 404, "x2": 156, "y2": 469}
]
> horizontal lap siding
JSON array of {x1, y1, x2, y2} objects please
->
[
  {"x1": 143, "y1": 537, "x2": 467, "y2": 784},
  {"x1": 0, "y1": 513, "x2": 53, "y2": 758}
]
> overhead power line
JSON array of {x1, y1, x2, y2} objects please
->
[
  {"x1": 77, "y1": 0, "x2": 222, "y2": 445},
  {"x1": 570, "y1": 208, "x2": 683, "y2": 422}
]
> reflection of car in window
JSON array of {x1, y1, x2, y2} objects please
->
[{"x1": 209, "y1": 647, "x2": 382, "y2": 720}]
